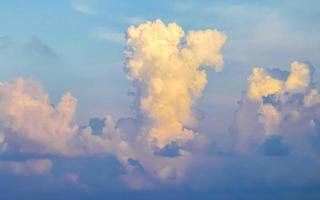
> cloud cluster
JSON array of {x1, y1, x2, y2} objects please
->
[
  {"x1": 1, "y1": 19, "x2": 320, "y2": 193},
  {"x1": 0, "y1": 79, "x2": 130, "y2": 159},
  {"x1": 233, "y1": 61, "x2": 320, "y2": 155}
]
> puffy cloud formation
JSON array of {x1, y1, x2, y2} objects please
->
[
  {"x1": 0, "y1": 78, "x2": 148, "y2": 184},
  {"x1": 4, "y1": 19, "x2": 320, "y2": 193},
  {"x1": 0, "y1": 79, "x2": 130, "y2": 159},
  {"x1": 0, "y1": 79, "x2": 78, "y2": 154},
  {"x1": 247, "y1": 62, "x2": 311, "y2": 101},
  {"x1": 233, "y1": 61, "x2": 320, "y2": 154},
  {"x1": 125, "y1": 19, "x2": 226, "y2": 148},
  {"x1": 73, "y1": 116, "x2": 132, "y2": 160},
  {"x1": 247, "y1": 68, "x2": 282, "y2": 100}
]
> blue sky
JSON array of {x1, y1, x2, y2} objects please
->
[{"x1": 0, "y1": 0, "x2": 320, "y2": 199}]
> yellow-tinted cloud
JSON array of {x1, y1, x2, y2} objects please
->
[
  {"x1": 126, "y1": 19, "x2": 226, "y2": 148},
  {"x1": 286, "y1": 61, "x2": 310, "y2": 92},
  {"x1": 247, "y1": 68, "x2": 282, "y2": 100}
]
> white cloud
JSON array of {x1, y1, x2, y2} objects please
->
[
  {"x1": 72, "y1": 3, "x2": 96, "y2": 15},
  {"x1": 93, "y1": 28, "x2": 125, "y2": 44}
]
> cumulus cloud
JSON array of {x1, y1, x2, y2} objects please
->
[
  {"x1": 72, "y1": 116, "x2": 132, "y2": 160},
  {"x1": 5, "y1": 18, "x2": 320, "y2": 192},
  {"x1": 97, "y1": 19, "x2": 227, "y2": 182},
  {"x1": 0, "y1": 78, "x2": 132, "y2": 159},
  {"x1": 247, "y1": 67, "x2": 282, "y2": 101},
  {"x1": 0, "y1": 79, "x2": 78, "y2": 154},
  {"x1": 3, "y1": 18, "x2": 320, "y2": 192},
  {"x1": 0, "y1": 19, "x2": 228, "y2": 184},
  {"x1": 233, "y1": 61, "x2": 320, "y2": 155},
  {"x1": 125, "y1": 19, "x2": 226, "y2": 149}
]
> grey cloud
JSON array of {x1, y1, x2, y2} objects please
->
[{"x1": 25, "y1": 37, "x2": 58, "y2": 59}]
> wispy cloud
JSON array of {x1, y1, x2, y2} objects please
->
[
  {"x1": 124, "y1": 16, "x2": 147, "y2": 25},
  {"x1": 93, "y1": 27, "x2": 125, "y2": 44},
  {"x1": 72, "y1": 3, "x2": 96, "y2": 15},
  {"x1": 0, "y1": 159, "x2": 52, "y2": 175}
]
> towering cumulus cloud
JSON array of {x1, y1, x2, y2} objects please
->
[
  {"x1": 125, "y1": 19, "x2": 226, "y2": 148},
  {"x1": 0, "y1": 19, "x2": 227, "y2": 185},
  {"x1": 234, "y1": 61, "x2": 320, "y2": 155}
]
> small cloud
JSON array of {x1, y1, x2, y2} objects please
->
[
  {"x1": 66, "y1": 173, "x2": 80, "y2": 184},
  {"x1": 93, "y1": 27, "x2": 125, "y2": 45},
  {"x1": 72, "y1": 3, "x2": 96, "y2": 15},
  {"x1": 125, "y1": 16, "x2": 147, "y2": 25},
  {"x1": 25, "y1": 37, "x2": 58, "y2": 59},
  {"x1": 0, "y1": 159, "x2": 52, "y2": 176}
]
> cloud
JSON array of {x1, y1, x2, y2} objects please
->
[
  {"x1": 125, "y1": 19, "x2": 226, "y2": 149},
  {"x1": 2, "y1": 17, "x2": 320, "y2": 195},
  {"x1": 0, "y1": 79, "x2": 131, "y2": 159},
  {"x1": 72, "y1": 3, "x2": 96, "y2": 15},
  {"x1": 247, "y1": 67, "x2": 282, "y2": 101},
  {"x1": 0, "y1": 79, "x2": 78, "y2": 154},
  {"x1": 25, "y1": 37, "x2": 58, "y2": 59},
  {"x1": 0, "y1": 159, "x2": 52, "y2": 175},
  {"x1": 125, "y1": 16, "x2": 147, "y2": 25},
  {"x1": 0, "y1": 19, "x2": 232, "y2": 186},
  {"x1": 232, "y1": 61, "x2": 320, "y2": 156},
  {"x1": 93, "y1": 28, "x2": 125, "y2": 44},
  {"x1": 304, "y1": 89, "x2": 320, "y2": 108},
  {"x1": 0, "y1": 36, "x2": 61, "y2": 79}
]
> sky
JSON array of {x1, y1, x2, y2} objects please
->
[{"x1": 0, "y1": 0, "x2": 320, "y2": 199}]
